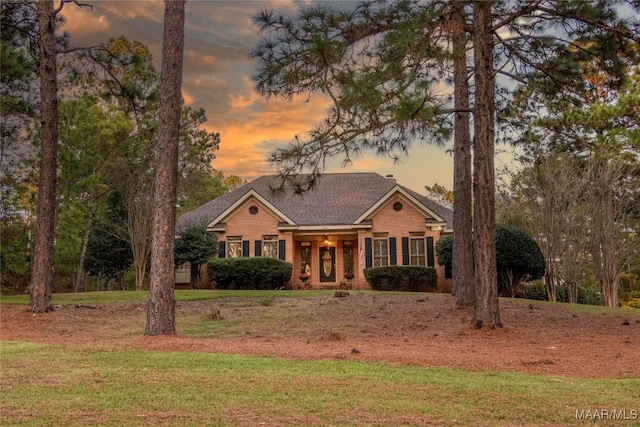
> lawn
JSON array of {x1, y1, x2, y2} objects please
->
[{"x1": 1, "y1": 290, "x2": 639, "y2": 426}]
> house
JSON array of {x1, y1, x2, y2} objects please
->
[{"x1": 175, "y1": 172, "x2": 453, "y2": 291}]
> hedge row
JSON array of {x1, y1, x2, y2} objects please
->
[
  {"x1": 515, "y1": 282, "x2": 602, "y2": 305},
  {"x1": 207, "y1": 257, "x2": 292, "y2": 290},
  {"x1": 364, "y1": 266, "x2": 437, "y2": 292}
]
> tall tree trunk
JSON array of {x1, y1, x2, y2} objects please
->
[
  {"x1": 145, "y1": 0, "x2": 186, "y2": 335},
  {"x1": 567, "y1": 281, "x2": 578, "y2": 304},
  {"x1": 29, "y1": 0, "x2": 57, "y2": 313},
  {"x1": 134, "y1": 259, "x2": 147, "y2": 291},
  {"x1": 600, "y1": 195, "x2": 619, "y2": 307},
  {"x1": 451, "y1": 1, "x2": 474, "y2": 307},
  {"x1": 472, "y1": 1, "x2": 501, "y2": 328},
  {"x1": 589, "y1": 160, "x2": 620, "y2": 308},
  {"x1": 73, "y1": 216, "x2": 92, "y2": 292},
  {"x1": 544, "y1": 268, "x2": 556, "y2": 302}
]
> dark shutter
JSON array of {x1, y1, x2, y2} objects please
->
[
  {"x1": 278, "y1": 240, "x2": 286, "y2": 260},
  {"x1": 445, "y1": 263, "x2": 452, "y2": 279},
  {"x1": 365, "y1": 238, "x2": 372, "y2": 268},
  {"x1": 255, "y1": 241, "x2": 262, "y2": 257},
  {"x1": 427, "y1": 237, "x2": 435, "y2": 267},
  {"x1": 389, "y1": 237, "x2": 397, "y2": 266},
  {"x1": 401, "y1": 237, "x2": 409, "y2": 266},
  {"x1": 242, "y1": 240, "x2": 249, "y2": 257},
  {"x1": 218, "y1": 241, "x2": 226, "y2": 259}
]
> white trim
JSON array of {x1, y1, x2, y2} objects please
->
[
  {"x1": 287, "y1": 224, "x2": 370, "y2": 232},
  {"x1": 354, "y1": 185, "x2": 446, "y2": 225},
  {"x1": 427, "y1": 223, "x2": 447, "y2": 231},
  {"x1": 206, "y1": 189, "x2": 296, "y2": 229},
  {"x1": 293, "y1": 230, "x2": 359, "y2": 237}
]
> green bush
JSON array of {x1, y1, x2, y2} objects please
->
[
  {"x1": 207, "y1": 257, "x2": 293, "y2": 290},
  {"x1": 619, "y1": 273, "x2": 639, "y2": 304},
  {"x1": 435, "y1": 228, "x2": 545, "y2": 297},
  {"x1": 516, "y1": 282, "x2": 602, "y2": 305},
  {"x1": 435, "y1": 236, "x2": 453, "y2": 267},
  {"x1": 495, "y1": 227, "x2": 545, "y2": 296},
  {"x1": 514, "y1": 281, "x2": 549, "y2": 301},
  {"x1": 364, "y1": 266, "x2": 437, "y2": 292},
  {"x1": 576, "y1": 286, "x2": 602, "y2": 306}
]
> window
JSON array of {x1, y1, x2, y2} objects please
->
[
  {"x1": 227, "y1": 236, "x2": 242, "y2": 258},
  {"x1": 373, "y1": 238, "x2": 389, "y2": 267},
  {"x1": 175, "y1": 263, "x2": 191, "y2": 283},
  {"x1": 262, "y1": 235, "x2": 278, "y2": 258},
  {"x1": 409, "y1": 238, "x2": 426, "y2": 266},
  {"x1": 300, "y1": 242, "x2": 312, "y2": 276},
  {"x1": 343, "y1": 241, "x2": 355, "y2": 280}
]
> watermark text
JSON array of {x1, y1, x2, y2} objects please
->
[{"x1": 576, "y1": 409, "x2": 638, "y2": 421}]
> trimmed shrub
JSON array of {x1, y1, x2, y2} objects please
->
[
  {"x1": 207, "y1": 257, "x2": 293, "y2": 290},
  {"x1": 435, "y1": 235, "x2": 453, "y2": 267},
  {"x1": 364, "y1": 266, "x2": 437, "y2": 292},
  {"x1": 437, "y1": 227, "x2": 545, "y2": 297},
  {"x1": 495, "y1": 227, "x2": 545, "y2": 296}
]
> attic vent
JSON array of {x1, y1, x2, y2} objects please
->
[
  {"x1": 249, "y1": 205, "x2": 259, "y2": 215},
  {"x1": 393, "y1": 202, "x2": 403, "y2": 211}
]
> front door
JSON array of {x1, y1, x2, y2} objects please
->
[{"x1": 319, "y1": 246, "x2": 336, "y2": 282}]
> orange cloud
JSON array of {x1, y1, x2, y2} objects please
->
[{"x1": 59, "y1": 5, "x2": 111, "y2": 35}]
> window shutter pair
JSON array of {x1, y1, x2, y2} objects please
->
[
  {"x1": 364, "y1": 237, "x2": 397, "y2": 266},
  {"x1": 400, "y1": 237, "x2": 434, "y2": 266}
]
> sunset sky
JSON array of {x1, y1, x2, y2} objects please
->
[{"x1": 60, "y1": 0, "x2": 515, "y2": 194}]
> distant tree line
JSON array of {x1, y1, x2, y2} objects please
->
[{"x1": 0, "y1": 2, "x2": 240, "y2": 297}]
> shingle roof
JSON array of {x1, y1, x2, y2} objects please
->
[{"x1": 176, "y1": 172, "x2": 452, "y2": 232}]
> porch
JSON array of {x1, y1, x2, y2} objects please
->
[{"x1": 290, "y1": 232, "x2": 363, "y2": 289}]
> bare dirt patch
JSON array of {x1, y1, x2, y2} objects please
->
[{"x1": 2, "y1": 294, "x2": 639, "y2": 379}]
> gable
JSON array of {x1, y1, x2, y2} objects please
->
[
  {"x1": 355, "y1": 186, "x2": 447, "y2": 228},
  {"x1": 220, "y1": 197, "x2": 284, "y2": 237},
  {"x1": 368, "y1": 195, "x2": 432, "y2": 232},
  {"x1": 207, "y1": 189, "x2": 295, "y2": 230}
]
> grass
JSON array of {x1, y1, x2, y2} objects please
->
[
  {"x1": 507, "y1": 296, "x2": 639, "y2": 315},
  {"x1": 0, "y1": 289, "x2": 338, "y2": 306},
  {"x1": 2, "y1": 290, "x2": 639, "y2": 425},
  {"x1": 2, "y1": 341, "x2": 639, "y2": 427}
]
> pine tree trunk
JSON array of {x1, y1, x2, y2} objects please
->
[
  {"x1": 472, "y1": 1, "x2": 501, "y2": 328},
  {"x1": 29, "y1": 0, "x2": 57, "y2": 313},
  {"x1": 145, "y1": 0, "x2": 186, "y2": 335},
  {"x1": 451, "y1": 1, "x2": 474, "y2": 307}
]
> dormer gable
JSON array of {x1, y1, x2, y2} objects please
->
[{"x1": 354, "y1": 185, "x2": 447, "y2": 230}]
